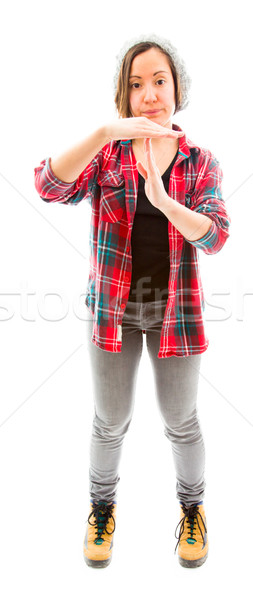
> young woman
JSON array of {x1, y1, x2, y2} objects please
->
[{"x1": 34, "y1": 33, "x2": 230, "y2": 569}]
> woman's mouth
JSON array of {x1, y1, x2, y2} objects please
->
[{"x1": 143, "y1": 110, "x2": 161, "y2": 115}]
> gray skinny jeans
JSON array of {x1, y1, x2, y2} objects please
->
[{"x1": 84, "y1": 299, "x2": 206, "y2": 506}]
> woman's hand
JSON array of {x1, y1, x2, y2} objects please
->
[
  {"x1": 104, "y1": 117, "x2": 184, "y2": 142},
  {"x1": 138, "y1": 138, "x2": 214, "y2": 241},
  {"x1": 137, "y1": 138, "x2": 171, "y2": 211}
]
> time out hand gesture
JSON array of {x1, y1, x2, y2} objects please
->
[
  {"x1": 105, "y1": 117, "x2": 182, "y2": 142},
  {"x1": 137, "y1": 138, "x2": 171, "y2": 211}
]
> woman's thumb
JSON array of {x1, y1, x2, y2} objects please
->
[{"x1": 136, "y1": 161, "x2": 147, "y2": 180}]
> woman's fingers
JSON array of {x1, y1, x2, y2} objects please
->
[
  {"x1": 142, "y1": 119, "x2": 184, "y2": 137},
  {"x1": 105, "y1": 117, "x2": 184, "y2": 141},
  {"x1": 144, "y1": 128, "x2": 184, "y2": 138},
  {"x1": 137, "y1": 131, "x2": 183, "y2": 139},
  {"x1": 144, "y1": 138, "x2": 155, "y2": 170},
  {"x1": 136, "y1": 161, "x2": 148, "y2": 179}
]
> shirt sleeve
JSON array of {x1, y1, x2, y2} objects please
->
[
  {"x1": 34, "y1": 150, "x2": 104, "y2": 207},
  {"x1": 185, "y1": 153, "x2": 231, "y2": 254}
]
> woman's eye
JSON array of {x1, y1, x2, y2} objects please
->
[{"x1": 130, "y1": 79, "x2": 166, "y2": 89}]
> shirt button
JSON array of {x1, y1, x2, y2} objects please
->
[
  {"x1": 121, "y1": 303, "x2": 126, "y2": 309},
  {"x1": 126, "y1": 246, "x2": 130, "y2": 252},
  {"x1": 124, "y1": 276, "x2": 129, "y2": 282}
]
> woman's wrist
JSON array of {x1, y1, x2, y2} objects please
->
[{"x1": 159, "y1": 194, "x2": 213, "y2": 241}]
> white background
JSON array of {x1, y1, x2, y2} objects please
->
[{"x1": 0, "y1": 0, "x2": 252, "y2": 597}]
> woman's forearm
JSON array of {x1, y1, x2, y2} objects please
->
[
  {"x1": 160, "y1": 194, "x2": 213, "y2": 242},
  {"x1": 50, "y1": 126, "x2": 109, "y2": 183}
]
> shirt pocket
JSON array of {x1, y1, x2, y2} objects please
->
[{"x1": 97, "y1": 170, "x2": 125, "y2": 222}]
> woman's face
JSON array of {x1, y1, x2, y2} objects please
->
[{"x1": 128, "y1": 47, "x2": 176, "y2": 129}]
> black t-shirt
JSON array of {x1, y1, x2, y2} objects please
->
[{"x1": 128, "y1": 149, "x2": 178, "y2": 303}]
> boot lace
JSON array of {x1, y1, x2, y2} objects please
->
[
  {"x1": 174, "y1": 503, "x2": 207, "y2": 554},
  {"x1": 87, "y1": 501, "x2": 116, "y2": 545}
]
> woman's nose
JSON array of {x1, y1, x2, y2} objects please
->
[{"x1": 143, "y1": 86, "x2": 157, "y2": 102}]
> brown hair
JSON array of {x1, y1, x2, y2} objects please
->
[{"x1": 114, "y1": 42, "x2": 182, "y2": 118}]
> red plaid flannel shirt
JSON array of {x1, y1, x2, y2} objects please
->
[{"x1": 34, "y1": 123, "x2": 230, "y2": 358}]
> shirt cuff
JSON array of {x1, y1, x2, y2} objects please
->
[
  {"x1": 186, "y1": 220, "x2": 217, "y2": 250},
  {"x1": 47, "y1": 157, "x2": 78, "y2": 188}
]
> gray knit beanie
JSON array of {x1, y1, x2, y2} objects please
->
[{"x1": 113, "y1": 32, "x2": 192, "y2": 113}]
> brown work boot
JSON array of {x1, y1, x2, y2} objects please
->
[{"x1": 83, "y1": 500, "x2": 117, "y2": 568}]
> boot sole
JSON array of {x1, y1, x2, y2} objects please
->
[
  {"x1": 84, "y1": 554, "x2": 112, "y2": 568},
  {"x1": 178, "y1": 551, "x2": 208, "y2": 568}
]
